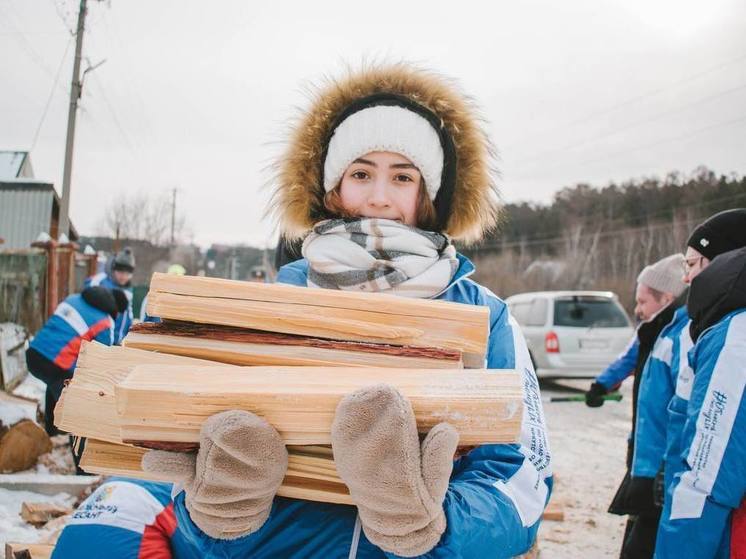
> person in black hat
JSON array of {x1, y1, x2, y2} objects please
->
[
  {"x1": 84, "y1": 247, "x2": 135, "y2": 344},
  {"x1": 682, "y1": 208, "x2": 746, "y2": 284}
]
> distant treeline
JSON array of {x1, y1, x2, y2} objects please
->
[{"x1": 464, "y1": 167, "x2": 746, "y2": 311}]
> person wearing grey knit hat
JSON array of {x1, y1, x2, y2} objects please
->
[
  {"x1": 586, "y1": 253, "x2": 689, "y2": 559},
  {"x1": 635, "y1": 253, "x2": 687, "y2": 322}
]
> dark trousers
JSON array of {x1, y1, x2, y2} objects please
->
[
  {"x1": 620, "y1": 511, "x2": 661, "y2": 559},
  {"x1": 25, "y1": 348, "x2": 91, "y2": 474},
  {"x1": 26, "y1": 347, "x2": 72, "y2": 436}
]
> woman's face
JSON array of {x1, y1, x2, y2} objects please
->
[{"x1": 338, "y1": 151, "x2": 422, "y2": 226}]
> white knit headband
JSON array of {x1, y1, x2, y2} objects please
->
[{"x1": 322, "y1": 105, "x2": 444, "y2": 200}]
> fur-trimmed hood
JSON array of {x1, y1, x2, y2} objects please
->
[{"x1": 268, "y1": 63, "x2": 501, "y2": 244}]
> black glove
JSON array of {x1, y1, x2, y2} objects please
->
[
  {"x1": 585, "y1": 382, "x2": 608, "y2": 407},
  {"x1": 653, "y1": 469, "x2": 665, "y2": 508}
]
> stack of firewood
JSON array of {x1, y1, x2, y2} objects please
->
[{"x1": 55, "y1": 273, "x2": 524, "y2": 504}]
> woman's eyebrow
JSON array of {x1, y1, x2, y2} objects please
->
[
  {"x1": 390, "y1": 163, "x2": 418, "y2": 170},
  {"x1": 352, "y1": 158, "x2": 376, "y2": 166}
]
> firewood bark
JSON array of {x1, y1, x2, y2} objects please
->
[{"x1": 125, "y1": 321, "x2": 463, "y2": 369}]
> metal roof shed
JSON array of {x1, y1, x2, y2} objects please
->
[{"x1": 0, "y1": 180, "x2": 78, "y2": 250}]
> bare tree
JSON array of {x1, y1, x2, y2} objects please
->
[{"x1": 98, "y1": 192, "x2": 187, "y2": 246}]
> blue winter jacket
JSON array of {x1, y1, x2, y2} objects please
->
[
  {"x1": 29, "y1": 293, "x2": 114, "y2": 371},
  {"x1": 632, "y1": 305, "x2": 690, "y2": 479},
  {"x1": 84, "y1": 272, "x2": 133, "y2": 344},
  {"x1": 662, "y1": 311, "x2": 694, "y2": 492},
  {"x1": 655, "y1": 309, "x2": 746, "y2": 558},
  {"x1": 170, "y1": 253, "x2": 553, "y2": 558},
  {"x1": 596, "y1": 335, "x2": 639, "y2": 390}
]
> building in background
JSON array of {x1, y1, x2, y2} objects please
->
[{"x1": 0, "y1": 151, "x2": 78, "y2": 250}]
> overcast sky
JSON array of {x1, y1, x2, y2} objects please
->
[{"x1": 2, "y1": 0, "x2": 745, "y2": 248}]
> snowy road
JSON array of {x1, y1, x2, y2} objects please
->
[{"x1": 537, "y1": 377, "x2": 633, "y2": 558}]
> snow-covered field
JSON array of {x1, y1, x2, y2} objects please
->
[{"x1": 537, "y1": 378, "x2": 632, "y2": 558}]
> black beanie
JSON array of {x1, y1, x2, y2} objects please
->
[
  {"x1": 81, "y1": 286, "x2": 118, "y2": 318},
  {"x1": 687, "y1": 208, "x2": 746, "y2": 261},
  {"x1": 112, "y1": 289, "x2": 129, "y2": 315},
  {"x1": 112, "y1": 247, "x2": 136, "y2": 273}
]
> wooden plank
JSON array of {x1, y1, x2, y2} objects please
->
[
  {"x1": 20, "y1": 502, "x2": 71, "y2": 527},
  {"x1": 150, "y1": 272, "x2": 487, "y2": 322},
  {"x1": 4, "y1": 543, "x2": 53, "y2": 559},
  {"x1": 146, "y1": 273, "x2": 489, "y2": 360},
  {"x1": 116, "y1": 365, "x2": 523, "y2": 447},
  {"x1": 542, "y1": 500, "x2": 565, "y2": 521},
  {"x1": 80, "y1": 438, "x2": 354, "y2": 505},
  {"x1": 124, "y1": 322, "x2": 462, "y2": 369},
  {"x1": 54, "y1": 342, "x2": 224, "y2": 443}
]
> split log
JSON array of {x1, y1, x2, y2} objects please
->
[
  {"x1": 4, "y1": 543, "x2": 53, "y2": 559},
  {"x1": 125, "y1": 321, "x2": 463, "y2": 369},
  {"x1": 80, "y1": 438, "x2": 354, "y2": 505},
  {"x1": 116, "y1": 364, "x2": 523, "y2": 447},
  {"x1": 146, "y1": 273, "x2": 488, "y2": 365},
  {"x1": 542, "y1": 500, "x2": 565, "y2": 521},
  {"x1": 57, "y1": 343, "x2": 356, "y2": 503},
  {"x1": 20, "y1": 502, "x2": 71, "y2": 527},
  {"x1": 54, "y1": 342, "x2": 224, "y2": 443},
  {"x1": 0, "y1": 399, "x2": 51, "y2": 473}
]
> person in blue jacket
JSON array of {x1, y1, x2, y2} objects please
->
[
  {"x1": 635, "y1": 210, "x2": 746, "y2": 500},
  {"x1": 85, "y1": 247, "x2": 135, "y2": 344},
  {"x1": 585, "y1": 256, "x2": 685, "y2": 409},
  {"x1": 584, "y1": 255, "x2": 687, "y2": 558},
  {"x1": 662, "y1": 209, "x2": 746, "y2": 498},
  {"x1": 25, "y1": 286, "x2": 128, "y2": 437},
  {"x1": 53, "y1": 63, "x2": 552, "y2": 558},
  {"x1": 655, "y1": 246, "x2": 746, "y2": 558}
]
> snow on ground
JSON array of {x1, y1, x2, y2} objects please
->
[
  {"x1": 22, "y1": 435, "x2": 76, "y2": 475},
  {"x1": 12, "y1": 374, "x2": 46, "y2": 408},
  {"x1": 536, "y1": 378, "x2": 632, "y2": 558},
  {"x1": 0, "y1": 487, "x2": 76, "y2": 547}
]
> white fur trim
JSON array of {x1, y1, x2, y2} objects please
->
[{"x1": 323, "y1": 105, "x2": 444, "y2": 200}]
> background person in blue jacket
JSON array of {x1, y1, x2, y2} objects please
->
[
  {"x1": 586, "y1": 255, "x2": 687, "y2": 559},
  {"x1": 658, "y1": 210, "x2": 746, "y2": 500},
  {"x1": 655, "y1": 246, "x2": 746, "y2": 558},
  {"x1": 585, "y1": 256, "x2": 685, "y2": 408},
  {"x1": 53, "y1": 63, "x2": 552, "y2": 559},
  {"x1": 84, "y1": 247, "x2": 135, "y2": 344},
  {"x1": 25, "y1": 286, "x2": 128, "y2": 437}
]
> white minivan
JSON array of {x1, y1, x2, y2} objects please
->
[{"x1": 505, "y1": 291, "x2": 634, "y2": 378}]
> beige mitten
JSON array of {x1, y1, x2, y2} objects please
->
[
  {"x1": 331, "y1": 384, "x2": 458, "y2": 557},
  {"x1": 141, "y1": 410, "x2": 288, "y2": 540}
]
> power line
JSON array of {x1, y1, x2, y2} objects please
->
[
  {"x1": 30, "y1": 35, "x2": 74, "y2": 151},
  {"x1": 0, "y1": 3, "x2": 70, "y2": 94},
  {"x1": 87, "y1": 71, "x2": 136, "y2": 153},
  {"x1": 505, "y1": 51, "x2": 746, "y2": 150},
  {"x1": 514, "y1": 81, "x2": 746, "y2": 167},
  {"x1": 47, "y1": 0, "x2": 76, "y2": 35},
  {"x1": 576, "y1": 114, "x2": 746, "y2": 167}
]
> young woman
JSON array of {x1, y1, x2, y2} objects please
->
[{"x1": 53, "y1": 64, "x2": 552, "y2": 559}]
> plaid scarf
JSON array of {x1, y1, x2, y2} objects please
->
[{"x1": 301, "y1": 218, "x2": 459, "y2": 298}]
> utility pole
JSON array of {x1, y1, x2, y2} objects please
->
[
  {"x1": 170, "y1": 187, "x2": 177, "y2": 246},
  {"x1": 58, "y1": 0, "x2": 88, "y2": 240}
]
